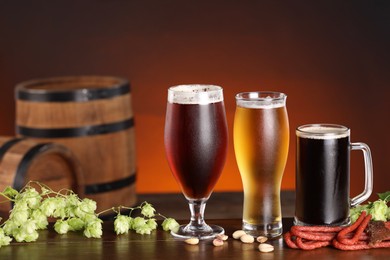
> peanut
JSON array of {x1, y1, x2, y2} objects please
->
[
  {"x1": 240, "y1": 234, "x2": 255, "y2": 243},
  {"x1": 258, "y1": 243, "x2": 274, "y2": 253},
  {"x1": 184, "y1": 237, "x2": 199, "y2": 245},
  {"x1": 217, "y1": 234, "x2": 229, "y2": 241},
  {"x1": 232, "y1": 230, "x2": 246, "y2": 239},
  {"x1": 256, "y1": 236, "x2": 268, "y2": 243},
  {"x1": 213, "y1": 238, "x2": 224, "y2": 247}
]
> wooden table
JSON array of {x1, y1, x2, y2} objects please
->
[{"x1": 0, "y1": 218, "x2": 389, "y2": 259}]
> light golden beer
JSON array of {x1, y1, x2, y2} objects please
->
[{"x1": 233, "y1": 92, "x2": 289, "y2": 237}]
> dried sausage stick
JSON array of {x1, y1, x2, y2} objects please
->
[
  {"x1": 291, "y1": 225, "x2": 344, "y2": 233},
  {"x1": 332, "y1": 239, "x2": 370, "y2": 250},
  {"x1": 370, "y1": 241, "x2": 390, "y2": 248},
  {"x1": 333, "y1": 239, "x2": 390, "y2": 250},
  {"x1": 338, "y1": 214, "x2": 372, "y2": 245},
  {"x1": 290, "y1": 228, "x2": 337, "y2": 241},
  {"x1": 284, "y1": 232, "x2": 299, "y2": 249},
  {"x1": 296, "y1": 237, "x2": 331, "y2": 250},
  {"x1": 336, "y1": 211, "x2": 367, "y2": 241},
  {"x1": 345, "y1": 231, "x2": 368, "y2": 240}
]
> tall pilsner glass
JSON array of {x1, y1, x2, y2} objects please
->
[
  {"x1": 164, "y1": 84, "x2": 228, "y2": 239},
  {"x1": 234, "y1": 92, "x2": 289, "y2": 238}
]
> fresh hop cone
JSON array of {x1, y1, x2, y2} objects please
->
[{"x1": 0, "y1": 181, "x2": 179, "y2": 248}]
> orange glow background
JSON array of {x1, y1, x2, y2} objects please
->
[{"x1": 0, "y1": 2, "x2": 389, "y2": 200}]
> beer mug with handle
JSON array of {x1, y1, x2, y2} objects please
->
[{"x1": 295, "y1": 124, "x2": 373, "y2": 226}]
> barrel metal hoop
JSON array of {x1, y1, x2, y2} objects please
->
[
  {"x1": 84, "y1": 174, "x2": 136, "y2": 194},
  {"x1": 16, "y1": 82, "x2": 130, "y2": 102},
  {"x1": 14, "y1": 143, "x2": 53, "y2": 191},
  {"x1": 0, "y1": 138, "x2": 25, "y2": 161},
  {"x1": 16, "y1": 118, "x2": 134, "y2": 138}
]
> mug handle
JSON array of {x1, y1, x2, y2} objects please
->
[{"x1": 350, "y1": 142, "x2": 373, "y2": 207}]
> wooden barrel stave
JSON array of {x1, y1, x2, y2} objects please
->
[
  {"x1": 15, "y1": 76, "x2": 137, "y2": 213},
  {"x1": 0, "y1": 137, "x2": 83, "y2": 212},
  {"x1": 16, "y1": 94, "x2": 133, "y2": 128}
]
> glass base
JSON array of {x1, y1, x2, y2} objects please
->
[
  {"x1": 294, "y1": 216, "x2": 351, "y2": 227},
  {"x1": 171, "y1": 223, "x2": 224, "y2": 240},
  {"x1": 242, "y1": 221, "x2": 282, "y2": 238}
]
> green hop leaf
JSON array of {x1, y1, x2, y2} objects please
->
[
  {"x1": 0, "y1": 180, "x2": 181, "y2": 245},
  {"x1": 12, "y1": 228, "x2": 27, "y2": 242},
  {"x1": 135, "y1": 225, "x2": 152, "y2": 235},
  {"x1": 65, "y1": 194, "x2": 81, "y2": 218},
  {"x1": 12, "y1": 200, "x2": 29, "y2": 211},
  {"x1": 2, "y1": 186, "x2": 18, "y2": 199},
  {"x1": 11, "y1": 227, "x2": 23, "y2": 242},
  {"x1": 20, "y1": 187, "x2": 42, "y2": 209},
  {"x1": 0, "y1": 229, "x2": 7, "y2": 236},
  {"x1": 31, "y1": 209, "x2": 49, "y2": 229},
  {"x1": 128, "y1": 217, "x2": 134, "y2": 228},
  {"x1": 66, "y1": 193, "x2": 80, "y2": 206},
  {"x1": 24, "y1": 231, "x2": 39, "y2": 242},
  {"x1": 9, "y1": 209, "x2": 29, "y2": 226},
  {"x1": 369, "y1": 200, "x2": 388, "y2": 221},
  {"x1": 23, "y1": 231, "x2": 39, "y2": 243},
  {"x1": 131, "y1": 217, "x2": 147, "y2": 230},
  {"x1": 114, "y1": 215, "x2": 130, "y2": 235},
  {"x1": 13, "y1": 227, "x2": 39, "y2": 243},
  {"x1": 83, "y1": 218, "x2": 103, "y2": 238},
  {"x1": 54, "y1": 220, "x2": 70, "y2": 234},
  {"x1": 52, "y1": 197, "x2": 67, "y2": 219},
  {"x1": 40, "y1": 197, "x2": 59, "y2": 217},
  {"x1": 0, "y1": 229, "x2": 12, "y2": 248},
  {"x1": 161, "y1": 218, "x2": 179, "y2": 232},
  {"x1": 68, "y1": 218, "x2": 85, "y2": 231},
  {"x1": 378, "y1": 191, "x2": 390, "y2": 203},
  {"x1": 2, "y1": 220, "x2": 18, "y2": 236},
  {"x1": 350, "y1": 204, "x2": 369, "y2": 223},
  {"x1": 80, "y1": 198, "x2": 97, "y2": 214},
  {"x1": 141, "y1": 202, "x2": 156, "y2": 218},
  {"x1": 23, "y1": 219, "x2": 38, "y2": 235},
  {"x1": 82, "y1": 212, "x2": 99, "y2": 223},
  {"x1": 73, "y1": 198, "x2": 97, "y2": 219},
  {"x1": 13, "y1": 220, "x2": 39, "y2": 242},
  {"x1": 146, "y1": 219, "x2": 158, "y2": 230}
]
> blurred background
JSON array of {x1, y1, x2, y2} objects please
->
[{"x1": 0, "y1": 1, "x2": 389, "y2": 200}]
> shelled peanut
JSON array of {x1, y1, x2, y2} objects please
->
[
  {"x1": 232, "y1": 230, "x2": 274, "y2": 253},
  {"x1": 182, "y1": 230, "x2": 275, "y2": 253}
]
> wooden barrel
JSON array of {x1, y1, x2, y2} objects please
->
[
  {"x1": 15, "y1": 76, "x2": 137, "y2": 214},
  {"x1": 0, "y1": 137, "x2": 83, "y2": 212}
]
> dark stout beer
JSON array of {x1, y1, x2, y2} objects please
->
[{"x1": 295, "y1": 125, "x2": 350, "y2": 225}]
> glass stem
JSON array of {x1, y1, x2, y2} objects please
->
[{"x1": 188, "y1": 199, "x2": 208, "y2": 229}]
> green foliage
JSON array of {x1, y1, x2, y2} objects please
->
[
  {"x1": 350, "y1": 191, "x2": 390, "y2": 223},
  {"x1": 0, "y1": 181, "x2": 177, "y2": 248}
]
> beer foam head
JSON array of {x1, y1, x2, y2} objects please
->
[
  {"x1": 296, "y1": 124, "x2": 350, "y2": 139},
  {"x1": 168, "y1": 84, "x2": 223, "y2": 105},
  {"x1": 235, "y1": 91, "x2": 287, "y2": 109}
]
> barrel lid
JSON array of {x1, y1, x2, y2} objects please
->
[{"x1": 15, "y1": 76, "x2": 130, "y2": 102}]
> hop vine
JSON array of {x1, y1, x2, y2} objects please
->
[
  {"x1": 0, "y1": 182, "x2": 179, "y2": 248},
  {"x1": 111, "y1": 202, "x2": 178, "y2": 236}
]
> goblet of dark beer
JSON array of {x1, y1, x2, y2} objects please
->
[{"x1": 164, "y1": 84, "x2": 228, "y2": 239}]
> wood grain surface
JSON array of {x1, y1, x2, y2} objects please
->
[{"x1": 0, "y1": 218, "x2": 389, "y2": 259}]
